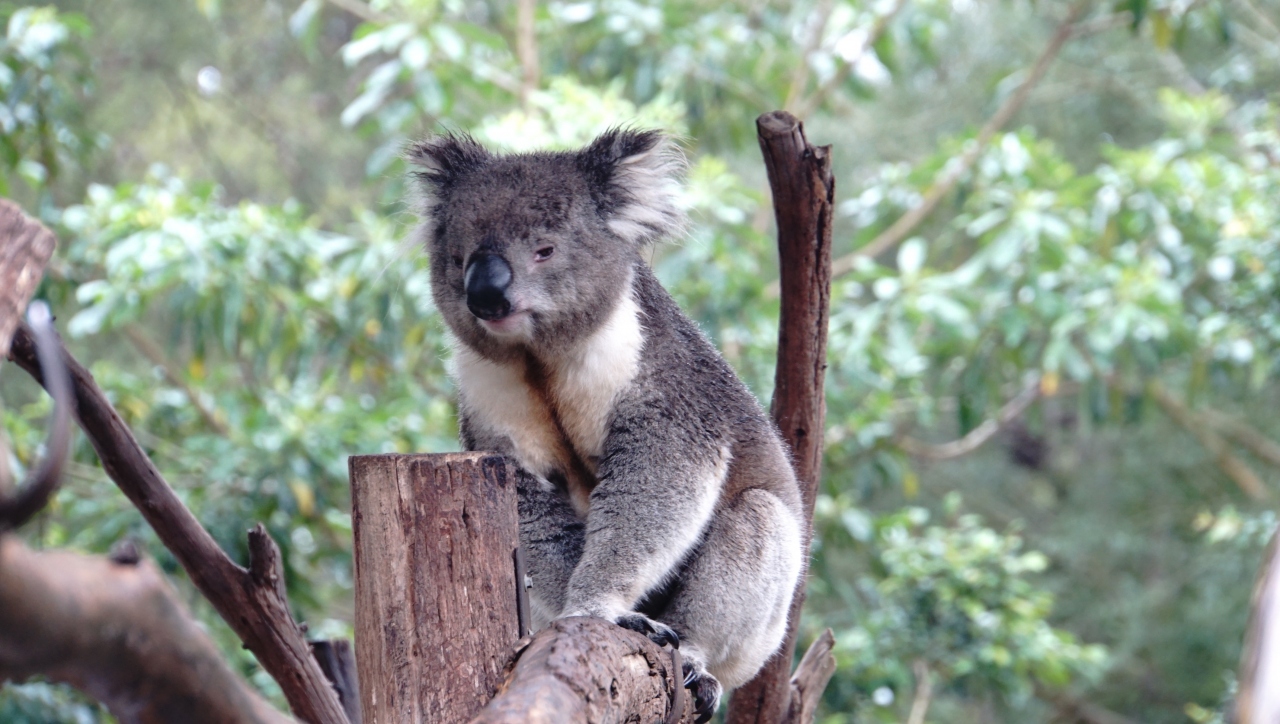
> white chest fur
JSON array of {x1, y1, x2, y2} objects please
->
[{"x1": 451, "y1": 285, "x2": 646, "y2": 486}]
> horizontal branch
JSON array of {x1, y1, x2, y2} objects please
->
[
  {"x1": 7, "y1": 324, "x2": 349, "y2": 724},
  {"x1": 469, "y1": 617, "x2": 696, "y2": 724},
  {"x1": 0, "y1": 536, "x2": 292, "y2": 724}
]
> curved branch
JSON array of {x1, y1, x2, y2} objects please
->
[
  {"x1": 0, "y1": 302, "x2": 72, "y2": 532},
  {"x1": 7, "y1": 324, "x2": 349, "y2": 724},
  {"x1": 897, "y1": 380, "x2": 1041, "y2": 461}
]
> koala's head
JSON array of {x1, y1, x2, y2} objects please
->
[{"x1": 408, "y1": 128, "x2": 685, "y2": 359}]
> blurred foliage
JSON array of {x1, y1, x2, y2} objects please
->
[
  {"x1": 813, "y1": 497, "x2": 1106, "y2": 720},
  {"x1": 4, "y1": 0, "x2": 1280, "y2": 721}
]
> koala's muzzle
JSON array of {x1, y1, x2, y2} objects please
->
[{"x1": 464, "y1": 253, "x2": 513, "y2": 321}]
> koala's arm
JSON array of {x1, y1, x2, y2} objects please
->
[{"x1": 560, "y1": 396, "x2": 726, "y2": 621}]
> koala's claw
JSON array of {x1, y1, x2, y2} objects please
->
[
  {"x1": 615, "y1": 613, "x2": 680, "y2": 649},
  {"x1": 680, "y1": 660, "x2": 722, "y2": 724}
]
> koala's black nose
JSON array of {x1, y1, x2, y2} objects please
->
[{"x1": 464, "y1": 254, "x2": 513, "y2": 321}]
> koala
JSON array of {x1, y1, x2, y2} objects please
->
[{"x1": 408, "y1": 128, "x2": 804, "y2": 722}]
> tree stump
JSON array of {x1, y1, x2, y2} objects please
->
[{"x1": 350, "y1": 453, "x2": 521, "y2": 724}]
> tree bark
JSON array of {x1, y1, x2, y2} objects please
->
[
  {"x1": 725, "y1": 111, "x2": 834, "y2": 724},
  {"x1": 0, "y1": 536, "x2": 292, "y2": 724},
  {"x1": 469, "y1": 617, "x2": 696, "y2": 724},
  {"x1": 349, "y1": 453, "x2": 522, "y2": 724},
  {"x1": 7, "y1": 324, "x2": 349, "y2": 724}
]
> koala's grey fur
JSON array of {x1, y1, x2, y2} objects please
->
[{"x1": 407, "y1": 129, "x2": 804, "y2": 719}]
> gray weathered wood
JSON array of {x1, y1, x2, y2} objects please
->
[{"x1": 350, "y1": 453, "x2": 521, "y2": 724}]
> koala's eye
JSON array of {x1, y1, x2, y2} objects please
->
[
  {"x1": 534, "y1": 246, "x2": 555, "y2": 262},
  {"x1": 452, "y1": 255, "x2": 463, "y2": 268}
]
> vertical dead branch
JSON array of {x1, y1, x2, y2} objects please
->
[
  {"x1": 725, "y1": 111, "x2": 834, "y2": 724},
  {"x1": 7, "y1": 325, "x2": 349, "y2": 724}
]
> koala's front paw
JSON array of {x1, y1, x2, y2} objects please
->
[
  {"x1": 681, "y1": 658, "x2": 722, "y2": 724},
  {"x1": 615, "y1": 612, "x2": 680, "y2": 649}
]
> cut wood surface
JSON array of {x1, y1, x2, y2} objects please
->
[
  {"x1": 0, "y1": 199, "x2": 56, "y2": 357},
  {"x1": 7, "y1": 324, "x2": 349, "y2": 724},
  {"x1": 469, "y1": 616, "x2": 696, "y2": 724},
  {"x1": 0, "y1": 536, "x2": 292, "y2": 724},
  {"x1": 350, "y1": 453, "x2": 521, "y2": 724},
  {"x1": 726, "y1": 111, "x2": 835, "y2": 724}
]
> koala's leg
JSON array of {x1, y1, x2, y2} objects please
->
[
  {"x1": 654, "y1": 488, "x2": 804, "y2": 715},
  {"x1": 515, "y1": 469, "x2": 584, "y2": 630}
]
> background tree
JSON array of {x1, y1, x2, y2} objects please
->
[{"x1": 3, "y1": 0, "x2": 1280, "y2": 721}]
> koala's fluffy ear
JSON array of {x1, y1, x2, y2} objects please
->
[
  {"x1": 405, "y1": 134, "x2": 491, "y2": 204},
  {"x1": 578, "y1": 128, "x2": 687, "y2": 246}
]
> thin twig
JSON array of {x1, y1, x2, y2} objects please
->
[
  {"x1": 897, "y1": 380, "x2": 1041, "y2": 461},
  {"x1": 838, "y1": 0, "x2": 1090, "y2": 267},
  {"x1": 763, "y1": 0, "x2": 1094, "y2": 302},
  {"x1": 791, "y1": 0, "x2": 910, "y2": 119},
  {"x1": 515, "y1": 0, "x2": 539, "y2": 108},
  {"x1": 906, "y1": 659, "x2": 933, "y2": 724},
  {"x1": 1233, "y1": 0, "x2": 1280, "y2": 45},
  {"x1": 783, "y1": 0, "x2": 836, "y2": 113},
  {"x1": 1036, "y1": 684, "x2": 1142, "y2": 724}
]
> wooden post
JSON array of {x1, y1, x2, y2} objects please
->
[{"x1": 350, "y1": 453, "x2": 521, "y2": 724}]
